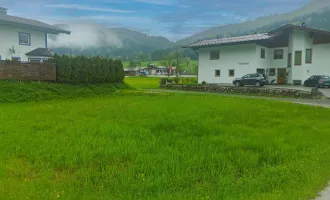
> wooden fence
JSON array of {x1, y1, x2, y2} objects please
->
[{"x1": 0, "y1": 61, "x2": 56, "y2": 81}]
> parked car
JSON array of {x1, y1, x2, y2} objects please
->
[
  {"x1": 304, "y1": 75, "x2": 330, "y2": 88},
  {"x1": 233, "y1": 73, "x2": 269, "y2": 87}
]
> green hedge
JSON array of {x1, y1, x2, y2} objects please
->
[
  {"x1": 50, "y1": 55, "x2": 124, "y2": 84},
  {"x1": 0, "y1": 80, "x2": 129, "y2": 103}
]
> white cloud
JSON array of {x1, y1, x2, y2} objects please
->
[
  {"x1": 44, "y1": 4, "x2": 135, "y2": 13},
  {"x1": 48, "y1": 23, "x2": 123, "y2": 50}
]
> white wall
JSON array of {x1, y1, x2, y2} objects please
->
[
  {"x1": 0, "y1": 24, "x2": 46, "y2": 62},
  {"x1": 198, "y1": 44, "x2": 257, "y2": 84},
  {"x1": 197, "y1": 29, "x2": 330, "y2": 85},
  {"x1": 304, "y1": 43, "x2": 330, "y2": 78}
]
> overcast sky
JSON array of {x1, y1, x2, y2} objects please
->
[{"x1": 1, "y1": 0, "x2": 311, "y2": 41}]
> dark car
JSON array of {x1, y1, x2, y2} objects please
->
[
  {"x1": 304, "y1": 75, "x2": 330, "y2": 88},
  {"x1": 233, "y1": 73, "x2": 269, "y2": 87}
]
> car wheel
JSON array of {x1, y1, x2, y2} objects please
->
[
  {"x1": 255, "y1": 81, "x2": 261, "y2": 87},
  {"x1": 234, "y1": 81, "x2": 241, "y2": 87},
  {"x1": 304, "y1": 82, "x2": 307, "y2": 87}
]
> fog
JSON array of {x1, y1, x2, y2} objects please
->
[{"x1": 48, "y1": 23, "x2": 122, "y2": 50}]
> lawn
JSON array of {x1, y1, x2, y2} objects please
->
[
  {"x1": 125, "y1": 76, "x2": 161, "y2": 89},
  {"x1": 1, "y1": 92, "x2": 330, "y2": 199}
]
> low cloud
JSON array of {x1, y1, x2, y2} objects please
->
[{"x1": 48, "y1": 23, "x2": 122, "y2": 50}]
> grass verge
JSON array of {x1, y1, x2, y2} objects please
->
[{"x1": 1, "y1": 92, "x2": 330, "y2": 199}]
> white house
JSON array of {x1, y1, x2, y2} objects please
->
[
  {"x1": 0, "y1": 7, "x2": 70, "y2": 62},
  {"x1": 183, "y1": 24, "x2": 330, "y2": 85}
]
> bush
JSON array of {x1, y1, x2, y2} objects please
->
[
  {"x1": 173, "y1": 78, "x2": 180, "y2": 84},
  {"x1": 49, "y1": 54, "x2": 124, "y2": 84},
  {"x1": 0, "y1": 80, "x2": 129, "y2": 103},
  {"x1": 202, "y1": 81, "x2": 207, "y2": 85},
  {"x1": 160, "y1": 78, "x2": 168, "y2": 85}
]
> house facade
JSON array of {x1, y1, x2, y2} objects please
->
[
  {"x1": 0, "y1": 7, "x2": 70, "y2": 62},
  {"x1": 184, "y1": 24, "x2": 330, "y2": 85}
]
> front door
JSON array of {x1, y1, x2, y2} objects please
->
[{"x1": 277, "y1": 68, "x2": 287, "y2": 84}]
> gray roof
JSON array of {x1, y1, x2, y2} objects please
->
[
  {"x1": 183, "y1": 33, "x2": 274, "y2": 49},
  {"x1": 26, "y1": 48, "x2": 54, "y2": 57},
  {"x1": 0, "y1": 13, "x2": 70, "y2": 34}
]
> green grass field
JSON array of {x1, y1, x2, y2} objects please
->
[
  {"x1": 1, "y1": 90, "x2": 330, "y2": 199},
  {"x1": 125, "y1": 77, "x2": 161, "y2": 89}
]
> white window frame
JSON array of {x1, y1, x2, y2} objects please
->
[{"x1": 19, "y1": 32, "x2": 31, "y2": 46}]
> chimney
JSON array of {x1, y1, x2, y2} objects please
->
[{"x1": 0, "y1": 7, "x2": 7, "y2": 15}]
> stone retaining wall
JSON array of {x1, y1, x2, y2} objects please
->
[{"x1": 160, "y1": 84, "x2": 325, "y2": 99}]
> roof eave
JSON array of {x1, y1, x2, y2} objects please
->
[
  {"x1": 0, "y1": 20, "x2": 71, "y2": 35},
  {"x1": 182, "y1": 39, "x2": 270, "y2": 49}
]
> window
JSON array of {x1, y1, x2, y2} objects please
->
[
  {"x1": 306, "y1": 49, "x2": 312, "y2": 64},
  {"x1": 269, "y1": 68, "x2": 276, "y2": 76},
  {"x1": 210, "y1": 50, "x2": 220, "y2": 60},
  {"x1": 29, "y1": 58, "x2": 41, "y2": 63},
  {"x1": 294, "y1": 51, "x2": 302, "y2": 66},
  {"x1": 274, "y1": 49, "x2": 283, "y2": 59},
  {"x1": 229, "y1": 69, "x2": 235, "y2": 77},
  {"x1": 215, "y1": 70, "x2": 221, "y2": 77},
  {"x1": 257, "y1": 68, "x2": 265, "y2": 74},
  {"x1": 261, "y1": 48, "x2": 265, "y2": 59},
  {"x1": 250, "y1": 74, "x2": 260, "y2": 78},
  {"x1": 288, "y1": 53, "x2": 292, "y2": 67},
  {"x1": 243, "y1": 74, "x2": 250, "y2": 78},
  {"x1": 19, "y1": 32, "x2": 31, "y2": 45}
]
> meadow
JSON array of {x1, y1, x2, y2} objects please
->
[
  {"x1": 1, "y1": 89, "x2": 330, "y2": 199},
  {"x1": 125, "y1": 77, "x2": 161, "y2": 89}
]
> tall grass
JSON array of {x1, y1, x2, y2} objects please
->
[
  {"x1": 1, "y1": 93, "x2": 330, "y2": 199},
  {"x1": 0, "y1": 80, "x2": 129, "y2": 103}
]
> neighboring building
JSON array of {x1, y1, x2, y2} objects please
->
[
  {"x1": 124, "y1": 68, "x2": 138, "y2": 76},
  {"x1": 183, "y1": 24, "x2": 330, "y2": 85},
  {"x1": 0, "y1": 7, "x2": 70, "y2": 62}
]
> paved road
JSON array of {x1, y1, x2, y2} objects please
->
[
  {"x1": 315, "y1": 184, "x2": 330, "y2": 200},
  {"x1": 146, "y1": 89, "x2": 330, "y2": 108}
]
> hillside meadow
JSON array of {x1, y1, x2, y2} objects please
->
[{"x1": 1, "y1": 85, "x2": 330, "y2": 199}]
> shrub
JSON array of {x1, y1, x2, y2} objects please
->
[
  {"x1": 173, "y1": 78, "x2": 180, "y2": 84},
  {"x1": 202, "y1": 81, "x2": 207, "y2": 85},
  {"x1": 160, "y1": 78, "x2": 168, "y2": 85},
  {"x1": 49, "y1": 54, "x2": 124, "y2": 84}
]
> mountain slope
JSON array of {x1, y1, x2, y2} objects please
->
[
  {"x1": 177, "y1": 0, "x2": 330, "y2": 45},
  {"x1": 50, "y1": 24, "x2": 175, "y2": 60}
]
